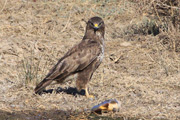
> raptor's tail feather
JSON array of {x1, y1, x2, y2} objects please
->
[{"x1": 35, "y1": 79, "x2": 53, "y2": 94}]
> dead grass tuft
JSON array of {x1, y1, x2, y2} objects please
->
[{"x1": 20, "y1": 55, "x2": 45, "y2": 86}]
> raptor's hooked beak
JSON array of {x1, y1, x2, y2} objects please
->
[{"x1": 94, "y1": 23, "x2": 99, "y2": 30}]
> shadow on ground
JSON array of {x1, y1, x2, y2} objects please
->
[
  {"x1": 0, "y1": 109, "x2": 71, "y2": 120},
  {"x1": 0, "y1": 109, "x2": 143, "y2": 120},
  {"x1": 88, "y1": 113, "x2": 143, "y2": 120},
  {"x1": 41, "y1": 87, "x2": 85, "y2": 96}
]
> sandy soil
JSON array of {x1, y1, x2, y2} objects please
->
[{"x1": 0, "y1": 0, "x2": 180, "y2": 120}]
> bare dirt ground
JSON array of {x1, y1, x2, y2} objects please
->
[{"x1": 0, "y1": 0, "x2": 180, "y2": 120}]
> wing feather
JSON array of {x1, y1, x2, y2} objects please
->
[{"x1": 44, "y1": 39, "x2": 101, "y2": 80}]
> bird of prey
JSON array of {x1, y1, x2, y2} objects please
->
[{"x1": 35, "y1": 16, "x2": 105, "y2": 98}]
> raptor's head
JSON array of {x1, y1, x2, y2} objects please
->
[
  {"x1": 87, "y1": 16, "x2": 105, "y2": 32},
  {"x1": 85, "y1": 16, "x2": 105, "y2": 38}
]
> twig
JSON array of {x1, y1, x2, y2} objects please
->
[
  {"x1": 0, "y1": 0, "x2": 7, "y2": 13},
  {"x1": 60, "y1": 6, "x2": 73, "y2": 33},
  {"x1": 156, "y1": 3, "x2": 180, "y2": 10},
  {"x1": 153, "y1": 2, "x2": 163, "y2": 24}
]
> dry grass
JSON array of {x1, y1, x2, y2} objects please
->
[{"x1": 0, "y1": 0, "x2": 180, "y2": 120}]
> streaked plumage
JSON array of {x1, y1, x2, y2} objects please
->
[{"x1": 35, "y1": 16, "x2": 105, "y2": 97}]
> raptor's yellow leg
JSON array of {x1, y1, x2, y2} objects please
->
[{"x1": 85, "y1": 87, "x2": 94, "y2": 98}]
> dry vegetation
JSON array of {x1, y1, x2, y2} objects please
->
[{"x1": 0, "y1": 0, "x2": 180, "y2": 120}]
